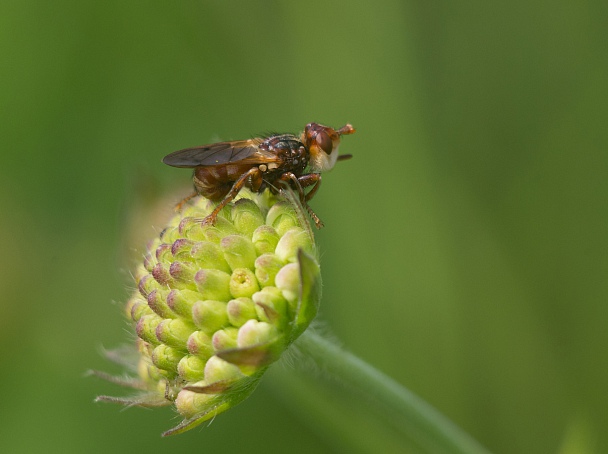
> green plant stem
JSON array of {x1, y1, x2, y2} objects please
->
[{"x1": 295, "y1": 330, "x2": 493, "y2": 454}]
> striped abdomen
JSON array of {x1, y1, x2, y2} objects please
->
[{"x1": 193, "y1": 163, "x2": 254, "y2": 200}]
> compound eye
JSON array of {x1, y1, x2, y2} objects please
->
[{"x1": 315, "y1": 131, "x2": 333, "y2": 154}]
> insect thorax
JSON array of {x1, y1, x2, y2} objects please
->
[{"x1": 260, "y1": 134, "x2": 308, "y2": 174}]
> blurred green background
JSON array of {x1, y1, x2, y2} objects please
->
[{"x1": 1, "y1": 1, "x2": 606, "y2": 453}]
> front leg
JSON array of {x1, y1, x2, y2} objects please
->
[
  {"x1": 202, "y1": 167, "x2": 261, "y2": 226},
  {"x1": 296, "y1": 173, "x2": 322, "y2": 201},
  {"x1": 278, "y1": 172, "x2": 324, "y2": 229}
]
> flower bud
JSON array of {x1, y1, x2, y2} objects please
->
[
  {"x1": 168, "y1": 261, "x2": 196, "y2": 284},
  {"x1": 138, "y1": 273, "x2": 160, "y2": 298},
  {"x1": 151, "y1": 344, "x2": 183, "y2": 376},
  {"x1": 231, "y1": 198, "x2": 265, "y2": 236},
  {"x1": 160, "y1": 226, "x2": 180, "y2": 244},
  {"x1": 254, "y1": 253, "x2": 285, "y2": 288},
  {"x1": 252, "y1": 287, "x2": 288, "y2": 326},
  {"x1": 175, "y1": 388, "x2": 215, "y2": 419},
  {"x1": 220, "y1": 235, "x2": 257, "y2": 271},
  {"x1": 212, "y1": 327, "x2": 239, "y2": 351},
  {"x1": 275, "y1": 227, "x2": 313, "y2": 263},
  {"x1": 171, "y1": 238, "x2": 195, "y2": 262},
  {"x1": 192, "y1": 300, "x2": 228, "y2": 335},
  {"x1": 190, "y1": 216, "x2": 238, "y2": 244},
  {"x1": 237, "y1": 320, "x2": 279, "y2": 348},
  {"x1": 194, "y1": 269, "x2": 231, "y2": 301},
  {"x1": 146, "y1": 289, "x2": 173, "y2": 319},
  {"x1": 166, "y1": 289, "x2": 199, "y2": 320},
  {"x1": 155, "y1": 243, "x2": 173, "y2": 263},
  {"x1": 152, "y1": 262, "x2": 174, "y2": 287},
  {"x1": 204, "y1": 355, "x2": 244, "y2": 383},
  {"x1": 136, "y1": 314, "x2": 163, "y2": 345},
  {"x1": 97, "y1": 189, "x2": 322, "y2": 436},
  {"x1": 156, "y1": 318, "x2": 195, "y2": 350},
  {"x1": 229, "y1": 268, "x2": 260, "y2": 298},
  {"x1": 251, "y1": 225, "x2": 280, "y2": 255},
  {"x1": 127, "y1": 296, "x2": 151, "y2": 322},
  {"x1": 190, "y1": 241, "x2": 231, "y2": 273},
  {"x1": 177, "y1": 355, "x2": 206, "y2": 382},
  {"x1": 266, "y1": 201, "x2": 300, "y2": 236},
  {"x1": 226, "y1": 297, "x2": 257, "y2": 327},
  {"x1": 186, "y1": 330, "x2": 214, "y2": 359},
  {"x1": 275, "y1": 262, "x2": 300, "y2": 304}
]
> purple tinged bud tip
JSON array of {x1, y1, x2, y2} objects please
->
[
  {"x1": 155, "y1": 243, "x2": 173, "y2": 263},
  {"x1": 186, "y1": 331, "x2": 214, "y2": 358},
  {"x1": 166, "y1": 289, "x2": 198, "y2": 319},
  {"x1": 152, "y1": 263, "x2": 173, "y2": 286},
  {"x1": 146, "y1": 289, "x2": 173, "y2": 318},
  {"x1": 171, "y1": 238, "x2": 195, "y2": 261},
  {"x1": 138, "y1": 273, "x2": 160, "y2": 298},
  {"x1": 169, "y1": 261, "x2": 195, "y2": 282}
]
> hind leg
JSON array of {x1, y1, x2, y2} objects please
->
[{"x1": 202, "y1": 167, "x2": 262, "y2": 226}]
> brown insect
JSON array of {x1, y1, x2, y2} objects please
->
[{"x1": 162, "y1": 122, "x2": 355, "y2": 228}]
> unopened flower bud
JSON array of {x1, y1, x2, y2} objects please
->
[
  {"x1": 275, "y1": 262, "x2": 300, "y2": 304},
  {"x1": 136, "y1": 314, "x2": 163, "y2": 345},
  {"x1": 190, "y1": 241, "x2": 231, "y2": 273},
  {"x1": 155, "y1": 243, "x2": 173, "y2": 262},
  {"x1": 186, "y1": 330, "x2": 214, "y2": 359},
  {"x1": 169, "y1": 261, "x2": 196, "y2": 284},
  {"x1": 275, "y1": 227, "x2": 313, "y2": 263},
  {"x1": 254, "y1": 253, "x2": 285, "y2": 288},
  {"x1": 226, "y1": 297, "x2": 257, "y2": 327},
  {"x1": 177, "y1": 355, "x2": 206, "y2": 382},
  {"x1": 152, "y1": 262, "x2": 174, "y2": 287},
  {"x1": 166, "y1": 289, "x2": 199, "y2": 320},
  {"x1": 192, "y1": 300, "x2": 228, "y2": 335},
  {"x1": 151, "y1": 344, "x2": 183, "y2": 376},
  {"x1": 171, "y1": 238, "x2": 195, "y2": 262},
  {"x1": 127, "y1": 296, "x2": 151, "y2": 322},
  {"x1": 204, "y1": 355, "x2": 244, "y2": 383},
  {"x1": 231, "y1": 198, "x2": 265, "y2": 236},
  {"x1": 252, "y1": 287, "x2": 288, "y2": 325},
  {"x1": 237, "y1": 320, "x2": 279, "y2": 348},
  {"x1": 138, "y1": 273, "x2": 160, "y2": 298},
  {"x1": 212, "y1": 327, "x2": 239, "y2": 351},
  {"x1": 191, "y1": 216, "x2": 239, "y2": 244},
  {"x1": 252, "y1": 225, "x2": 280, "y2": 255},
  {"x1": 220, "y1": 235, "x2": 257, "y2": 271},
  {"x1": 155, "y1": 318, "x2": 195, "y2": 350},
  {"x1": 194, "y1": 269, "x2": 231, "y2": 301},
  {"x1": 160, "y1": 226, "x2": 180, "y2": 244},
  {"x1": 266, "y1": 201, "x2": 300, "y2": 235},
  {"x1": 98, "y1": 190, "x2": 322, "y2": 436},
  {"x1": 229, "y1": 268, "x2": 260, "y2": 298},
  {"x1": 146, "y1": 289, "x2": 173, "y2": 318},
  {"x1": 175, "y1": 388, "x2": 215, "y2": 419}
]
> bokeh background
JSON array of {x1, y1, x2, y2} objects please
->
[{"x1": 1, "y1": 1, "x2": 606, "y2": 453}]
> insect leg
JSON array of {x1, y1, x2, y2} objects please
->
[
  {"x1": 279, "y1": 172, "x2": 324, "y2": 229},
  {"x1": 296, "y1": 173, "x2": 322, "y2": 201},
  {"x1": 202, "y1": 167, "x2": 261, "y2": 226},
  {"x1": 174, "y1": 191, "x2": 199, "y2": 211}
]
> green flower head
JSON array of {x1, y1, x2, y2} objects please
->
[{"x1": 95, "y1": 190, "x2": 321, "y2": 436}]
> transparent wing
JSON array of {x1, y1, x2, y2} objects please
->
[{"x1": 163, "y1": 138, "x2": 278, "y2": 168}]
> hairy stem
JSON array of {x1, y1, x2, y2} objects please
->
[{"x1": 294, "y1": 330, "x2": 493, "y2": 454}]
